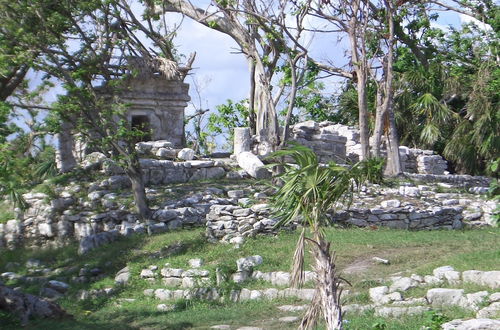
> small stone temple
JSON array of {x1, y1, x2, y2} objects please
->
[
  {"x1": 119, "y1": 74, "x2": 190, "y2": 146},
  {"x1": 56, "y1": 70, "x2": 190, "y2": 172}
]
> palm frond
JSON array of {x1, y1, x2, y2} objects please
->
[{"x1": 290, "y1": 228, "x2": 306, "y2": 289}]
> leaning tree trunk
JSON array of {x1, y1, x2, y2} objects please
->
[{"x1": 0, "y1": 283, "x2": 70, "y2": 326}]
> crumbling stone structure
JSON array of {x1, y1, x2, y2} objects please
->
[
  {"x1": 234, "y1": 120, "x2": 449, "y2": 175},
  {"x1": 55, "y1": 74, "x2": 190, "y2": 172}
]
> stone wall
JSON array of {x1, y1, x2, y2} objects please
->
[
  {"x1": 233, "y1": 120, "x2": 450, "y2": 175},
  {"x1": 330, "y1": 206, "x2": 464, "y2": 230}
]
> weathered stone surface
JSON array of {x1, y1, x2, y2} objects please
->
[
  {"x1": 463, "y1": 270, "x2": 500, "y2": 289},
  {"x1": 236, "y1": 255, "x2": 263, "y2": 272},
  {"x1": 476, "y1": 302, "x2": 500, "y2": 318},
  {"x1": 426, "y1": 288, "x2": 467, "y2": 308},
  {"x1": 236, "y1": 152, "x2": 271, "y2": 179},
  {"x1": 178, "y1": 148, "x2": 195, "y2": 161},
  {"x1": 441, "y1": 318, "x2": 500, "y2": 330},
  {"x1": 47, "y1": 280, "x2": 70, "y2": 294},
  {"x1": 389, "y1": 277, "x2": 418, "y2": 292},
  {"x1": 233, "y1": 127, "x2": 251, "y2": 155},
  {"x1": 115, "y1": 266, "x2": 130, "y2": 285},
  {"x1": 374, "y1": 306, "x2": 429, "y2": 318}
]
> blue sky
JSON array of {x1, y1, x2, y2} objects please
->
[{"x1": 10, "y1": 4, "x2": 473, "y2": 149}]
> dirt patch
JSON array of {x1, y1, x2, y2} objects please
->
[{"x1": 342, "y1": 258, "x2": 375, "y2": 275}]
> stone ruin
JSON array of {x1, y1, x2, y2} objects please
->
[
  {"x1": 55, "y1": 73, "x2": 190, "y2": 172},
  {"x1": 234, "y1": 120, "x2": 449, "y2": 175}
]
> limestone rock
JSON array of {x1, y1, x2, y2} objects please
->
[
  {"x1": 441, "y1": 318, "x2": 500, "y2": 330},
  {"x1": 426, "y1": 288, "x2": 467, "y2": 308},
  {"x1": 115, "y1": 266, "x2": 131, "y2": 285},
  {"x1": 178, "y1": 148, "x2": 195, "y2": 161},
  {"x1": 236, "y1": 255, "x2": 263, "y2": 272},
  {"x1": 236, "y1": 152, "x2": 271, "y2": 179}
]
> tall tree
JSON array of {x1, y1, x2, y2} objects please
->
[
  {"x1": 0, "y1": 0, "x2": 188, "y2": 222},
  {"x1": 156, "y1": 0, "x2": 310, "y2": 153}
]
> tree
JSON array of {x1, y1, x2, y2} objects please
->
[
  {"x1": 0, "y1": 0, "x2": 191, "y2": 222},
  {"x1": 156, "y1": 0, "x2": 311, "y2": 152},
  {"x1": 269, "y1": 144, "x2": 372, "y2": 329}
]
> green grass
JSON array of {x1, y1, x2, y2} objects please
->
[
  {"x1": 0, "y1": 204, "x2": 14, "y2": 224},
  {"x1": 1, "y1": 226, "x2": 499, "y2": 329}
]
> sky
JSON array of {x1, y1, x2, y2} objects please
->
[
  {"x1": 10, "y1": 2, "x2": 473, "y2": 149},
  {"x1": 171, "y1": 6, "x2": 465, "y2": 118}
]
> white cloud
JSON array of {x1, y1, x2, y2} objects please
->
[{"x1": 459, "y1": 13, "x2": 491, "y2": 31}]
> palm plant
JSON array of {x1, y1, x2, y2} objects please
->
[{"x1": 269, "y1": 144, "x2": 369, "y2": 330}]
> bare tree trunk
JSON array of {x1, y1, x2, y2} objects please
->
[
  {"x1": 248, "y1": 57, "x2": 257, "y2": 136},
  {"x1": 124, "y1": 157, "x2": 151, "y2": 224},
  {"x1": 382, "y1": 0, "x2": 402, "y2": 176},
  {"x1": 0, "y1": 283, "x2": 70, "y2": 326},
  {"x1": 254, "y1": 59, "x2": 279, "y2": 149},
  {"x1": 385, "y1": 106, "x2": 402, "y2": 176},
  {"x1": 372, "y1": 87, "x2": 385, "y2": 158},
  {"x1": 356, "y1": 71, "x2": 370, "y2": 161},
  {"x1": 347, "y1": 1, "x2": 370, "y2": 161},
  {"x1": 280, "y1": 56, "x2": 300, "y2": 147}
]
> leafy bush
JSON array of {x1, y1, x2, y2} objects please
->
[{"x1": 358, "y1": 157, "x2": 385, "y2": 184}]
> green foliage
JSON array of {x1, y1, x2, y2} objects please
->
[
  {"x1": 371, "y1": 319, "x2": 387, "y2": 329},
  {"x1": 358, "y1": 157, "x2": 385, "y2": 184},
  {"x1": 420, "y1": 311, "x2": 451, "y2": 330},
  {"x1": 207, "y1": 99, "x2": 249, "y2": 150},
  {"x1": 268, "y1": 143, "x2": 369, "y2": 228}
]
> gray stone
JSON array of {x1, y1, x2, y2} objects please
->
[
  {"x1": 426, "y1": 288, "x2": 467, "y2": 308},
  {"x1": 154, "y1": 289, "x2": 172, "y2": 300},
  {"x1": 178, "y1": 148, "x2": 195, "y2": 160},
  {"x1": 476, "y1": 302, "x2": 500, "y2": 318},
  {"x1": 463, "y1": 270, "x2": 500, "y2": 289},
  {"x1": 188, "y1": 259, "x2": 203, "y2": 268},
  {"x1": 140, "y1": 269, "x2": 156, "y2": 278},
  {"x1": 374, "y1": 306, "x2": 429, "y2": 317},
  {"x1": 162, "y1": 277, "x2": 182, "y2": 287},
  {"x1": 424, "y1": 275, "x2": 443, "y2": 285},
  {"x1": 389, "y1": 277, "x2": 418, "y2": 292},
  {"x1": 210, "y1": 325, "x2": 231, "y2": 329},
  {"x1": 143, "y1": 289, "x2": 154, "y2": 297},
  {"x1": 236, "y1": 255, "x2": 263, "y2": 272},
  {"x1": 381, "y1": 200, "x2": 401, "y2": 208},
  {"x1": 372, "y1": 257, "x2": 390, "y2": 265},
  {"x1": 441, "y1": 318, "x2": 500, "y2": 330},
  {"x1": 277, "y1": 305, "x2": 308, "y2": 312},
  {"x1": 157, "y1": 304, "x2": 175, "y2": 312},
  {"x1": 433, "y1": 265, "x2": 456, "y2": 280},
  {"x1": 40, "y1": 287, "x2": 63, "y2": 300},
  {"x1": 47, "y1": 280, "x2": 70, "y2": 293},
  {"x1": 466, "y1": 291, "x2": 489, "y2": 311},
  {"x1": 227, "y1": 190, "x2": 245, "y2": 198},
  {"x1": 343, "y1": 304, "x2": 373, "y2": 314},
  {"x1": 236, "y1": 152, "x2": 271, "y2": 179},
  {"x1": 115, "y1": 266, "x2": 131, "y2": 285},
  {"x1": 153, "y1": 209, "x2": 178, "y2": 222},
  {"x1": 489, "y1": 292, "x2": 500, "y2": 303},
  {"x1": 161, "y1": 268, "x2": 184, "y2": 278},
  {"x1": 232, "y1": 271, "x2": 250, "y2": 283},
  {"x1": 279, "y1": 316, "x2": 300, "y2": 323}
]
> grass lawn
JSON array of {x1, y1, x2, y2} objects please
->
[{"x1": 1, "y1": 226, "x2": 499, "y2": 329}]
